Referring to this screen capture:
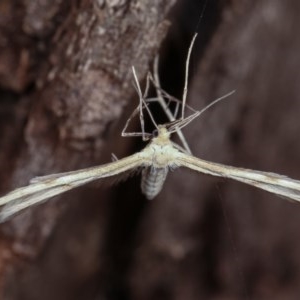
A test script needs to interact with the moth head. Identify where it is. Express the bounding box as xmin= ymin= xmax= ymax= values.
xmin=152 ymin=126 xmax=171 ymax=141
